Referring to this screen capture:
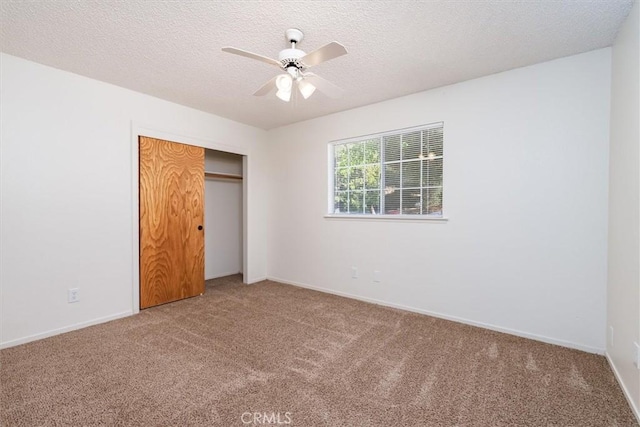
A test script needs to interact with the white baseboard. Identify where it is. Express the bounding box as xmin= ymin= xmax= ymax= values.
xmin=205 ymin=271 xmax=242 ymax=280
xmin=268 ymin=276 xmax=605 ymax=355
xmin=0 ymin=311 xmax=133 ymax=350
xmin=246 ymin=276 xmax=267 ymax=284
xmin=606 ymin=352 xmax=640 ymax=423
